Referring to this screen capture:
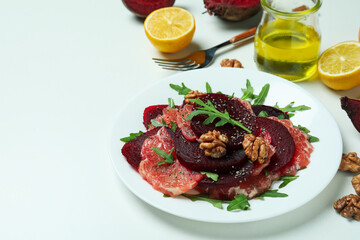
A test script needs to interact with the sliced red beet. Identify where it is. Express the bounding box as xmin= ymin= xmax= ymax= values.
xmin=171 ymin=128 xmax=247 ymax=172
xmin=341 ymin=96 xmax=360 ymax=133
xmin=196 ymin=161 xmax=254 ymax=189
xmin=190 ymin=93 xmax=257 ymax=149
xmin=197 ymin=171 xmax=280 ymax=200
xmin=256 ymin=117 xmax=295 ymax=172
xmin=143 ymin=105 xmax=168 ymax=129
xmin=121 ymin=127 xmax=160 ymax=171
xmin=252 ymin=105 xmax=289 ymax=119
